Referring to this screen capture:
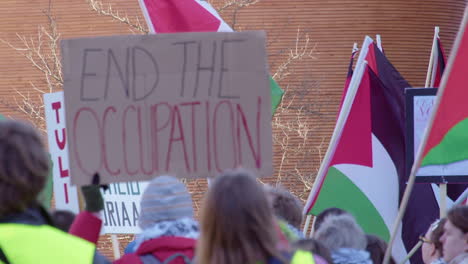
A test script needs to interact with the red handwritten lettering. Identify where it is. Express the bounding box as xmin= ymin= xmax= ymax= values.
xmin=55 ymin=128 xmax=66 ymax=150
xmin=64 ymin=183 xmax=69 ymax=204
xmin=151 ymin=102 xmax=172 ymax=171
xmin=213 ymin=100 xmax=237 ymax=172
xmin=205 ymin=101 xmax=211 ymax=171
xmin=166 ymin=105 xmax=190 ymax=172
xmin=137 ymin=106 xmax=154 ymax=175
xmin=180 ymin=101 xmax=201 ymax=172
xmin=58 ymin=156 xmax=69 ymax=178
xmin=52 ymin=101 xmax=61 ymax=123
xmin=102 ymin=106 xmax=120 ymax=175
xmin=123 ymin=106 xmax=138 ymax=175
xmin=73 ymin=107 xmax=102 ymax=176
xmin=236 ymin=97 xmax=261 ymax=168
